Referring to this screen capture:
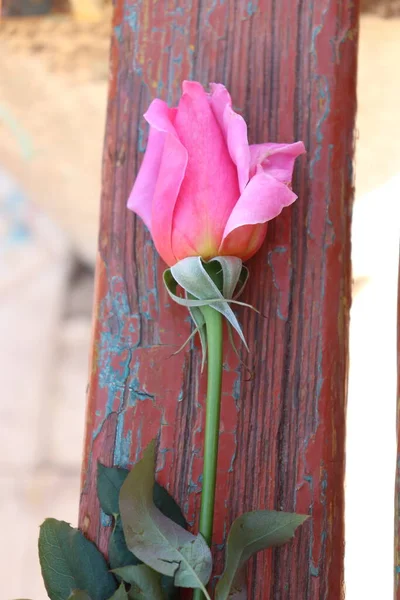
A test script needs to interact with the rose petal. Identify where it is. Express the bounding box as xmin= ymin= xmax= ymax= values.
xmin=171 ymin=80 xmax=240 ymax=261
xmin=152 ymin=141 xmax=188 ymax=266
xmin=139 ymin=99 xmax=188 ymax=266
xmin=127 ymin=126 xmax=164 ymax=232
xmin=219 ymin=168 xmax=297 ymax=260
xmin=210 ymin=83 xmax=250 ymax=192
xmin=219 ymin=223 xmax=268 ymax=262
xmin=250 ymin=141 xmax=306 ymax=183
xmin=145 ymin=98 xmax=177 ymax=135
xmin=127 ymin=98 xmax=186 ymax=265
